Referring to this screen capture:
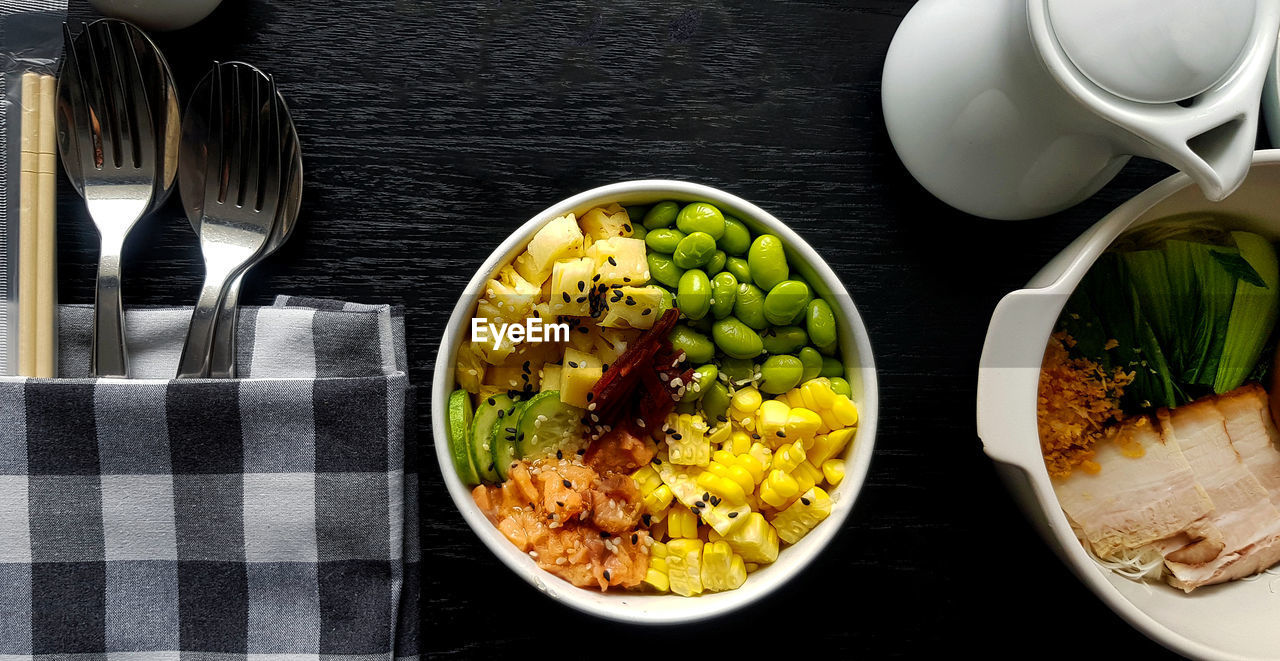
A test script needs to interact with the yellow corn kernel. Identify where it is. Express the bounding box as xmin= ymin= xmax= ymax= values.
xmin=771 ymin=487 xmax=832 ymax=544
xmin=713 ymin=460 xmax=754 ymax=494
xmin=667 ymin=413 xmax=711 ymax=466
xmin=758 ymin=469 xmax=800 ymax=509
xmin=665 ymin=538 xmax=704 ymax=597
xmin=700 ymin=541 xmax=747 ymax=591
xmin=832 ymin=396 xmax=859 ymax=427
xmin=809 ymin=428 xmax=854 ymax=466
xmin=697 ymin=469 xmax=748 ymax=507
xmin=721 ymin=511 xmax=779 ymax=563
xmin=707 ymin=422 xmax=732 ymax=448
xmin=643 ymin=567 xmax=670 ymax=593
xmin=729 ymin=430 xmax=753 ymax=455
xmin=650 ymin=541 xmax=668 ymax=559
xmin=756 ymin=400 xmax=790 ymax=440
xmin=643 ymin=483 xmax=675 ymax=515
xmin=786 ymin=407 xmax=823 ymax=443
xmin=649 ymin=517 xmax=669 ymax=541
xmin=668 ymin=507 xmax=699 ymax=539
xmin=749 ymin=442 xmax=772 ymax=472
xmin=772 ymin=441 xmax=806 ymax=474
xmin=793 ymin=460 xmax=822 ymax=495
xmin=631 ymin=465 xmax=663 ymax=495
xmin=731 ymin=386 xmax=762 ymax=413
xmin=817 ymin=408 xmax=843 ymax=432
xmin=822 ymin=458 xmax=846 ymax=486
